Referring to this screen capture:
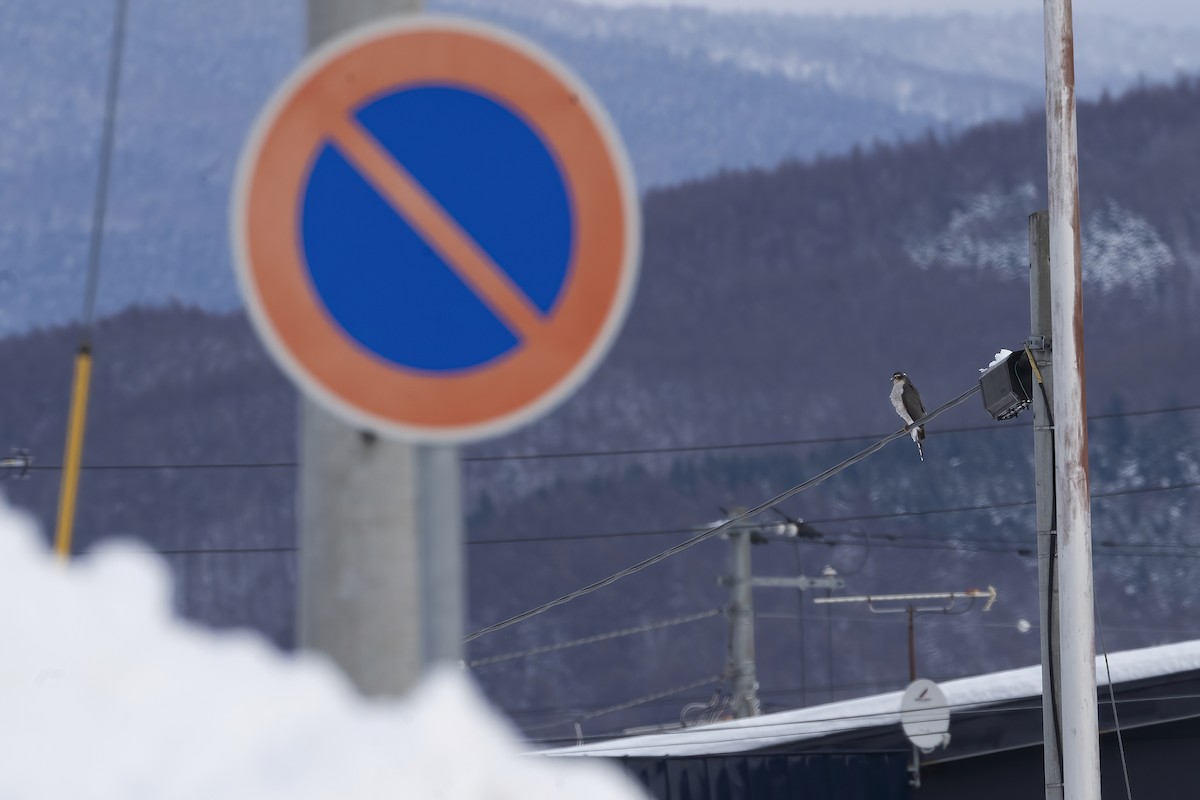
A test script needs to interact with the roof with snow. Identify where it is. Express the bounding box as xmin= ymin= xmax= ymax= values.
xmin=544 ymin=638 xmax=1200 ymax=759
